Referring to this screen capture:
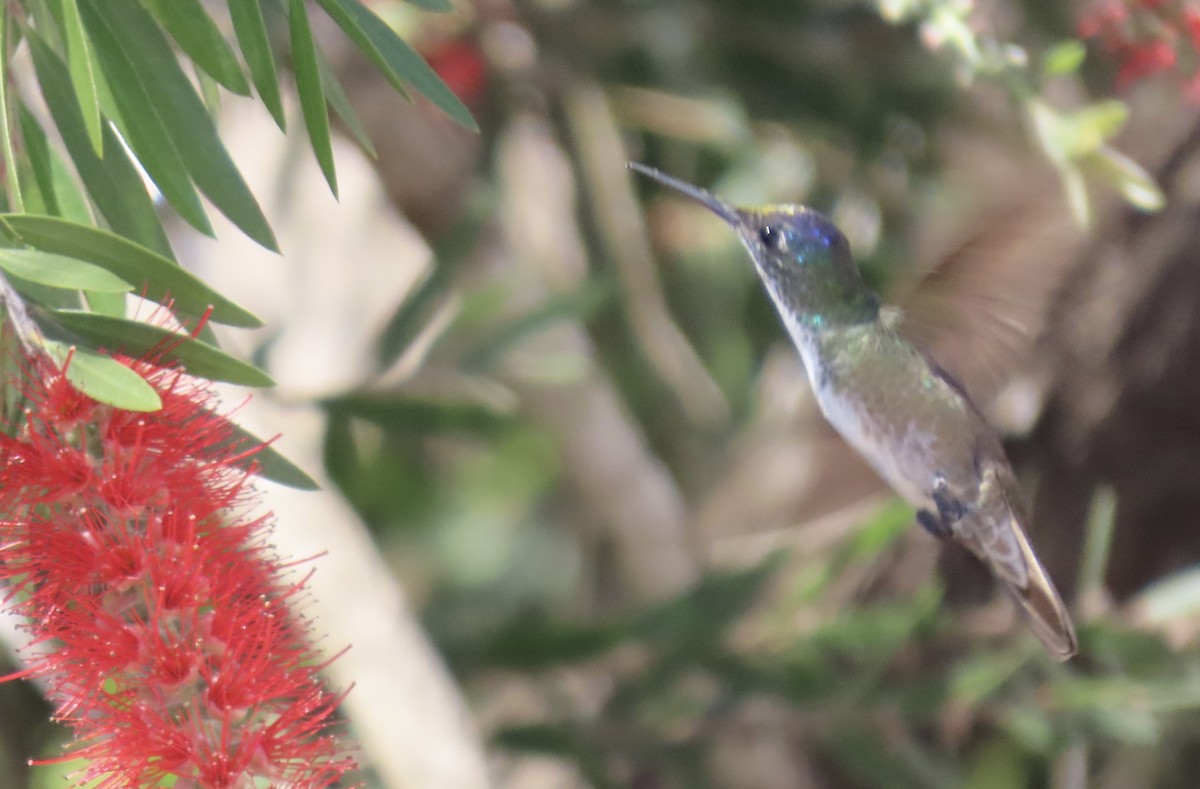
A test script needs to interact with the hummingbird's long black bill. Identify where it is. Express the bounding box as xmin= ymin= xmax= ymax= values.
xmin=627 ymin=162 xmax=739 ymax=224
